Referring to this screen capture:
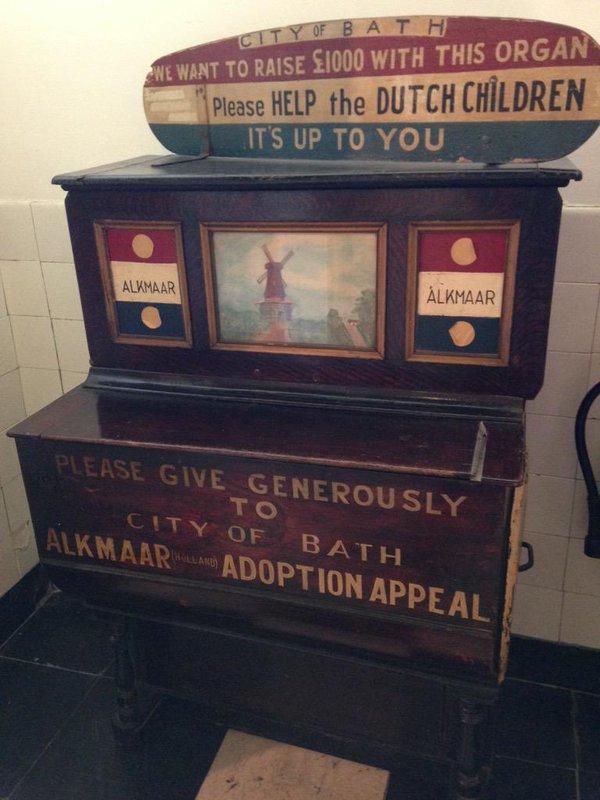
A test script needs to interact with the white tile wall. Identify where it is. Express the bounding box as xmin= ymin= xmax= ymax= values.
xmin=570 ymin=480 xmax=592 ymax=539
xmin=526 ymin=415 xmax=578 ymax=478
xmin=61 ymin=370 xmax=87 ymax=393
xmin=0 ymin=370 xmax=26 ymax=431
xmin=511 ymin=584 xmax=563 ymax=641
xmin=0 ymin=431 xmax=20 ymax=487
xmin=0 ymin=260 xmax=49 ymax=317
xmin=0 ymin=200 xmax=599 ymax=651
xmin=0 ymin=499 xmax=20 ymax=595
xmin=3 ymin=474 xmax=29 ymax=532
xmin=0 ymin=317 xmax=17 ymax=376
xmin=518 ymin=533 xmax=569 ymax=591
xmin=523 ymin=475 xmax=575 ymax=536
xmin=31 ymin=202 xmax=73 ymax=263
xmin=511 ymin=205 xmax=600 ymax=649
xmin=0 ymin=276 xmax=7 ymax=318
xmin=53 ymin=319 xmax=90 ymax=372
xmin=0 ymin=199 xmax=90 ymax=598
xmin=560 ymin=592 xmax=600 ymax=649
xmin=560 ymin=593 xmax=600 ymax=648
xmin=41 ymin=262 xmax=83 ymax=320
xmin=0 ymin=203 xmax=38 ymax=261
xmin=555 ymin=208 xmax=600 ymax=284
xmin=19 ymin=367 xmax=63 ymax=415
